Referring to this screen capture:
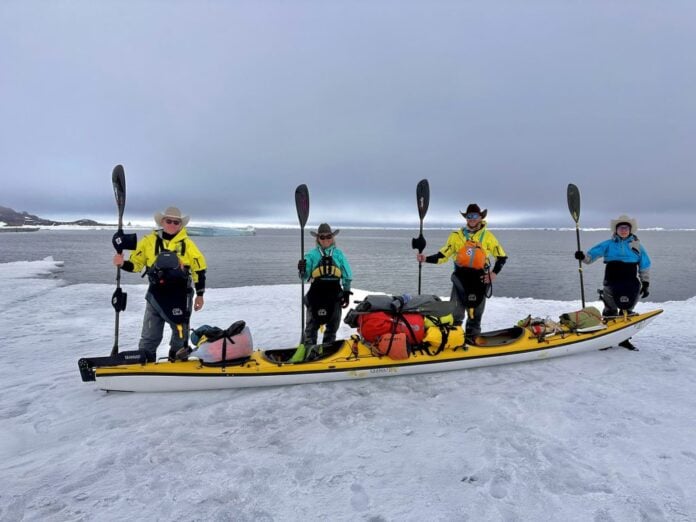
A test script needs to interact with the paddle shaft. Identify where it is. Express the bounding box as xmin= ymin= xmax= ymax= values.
xmin=300 ymin=225 xmax=305 ymax=341
xmin=574 ymin=223 xmax=586 ymax=308
xmin=417 ymin=218 xmax=424 ymax=294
